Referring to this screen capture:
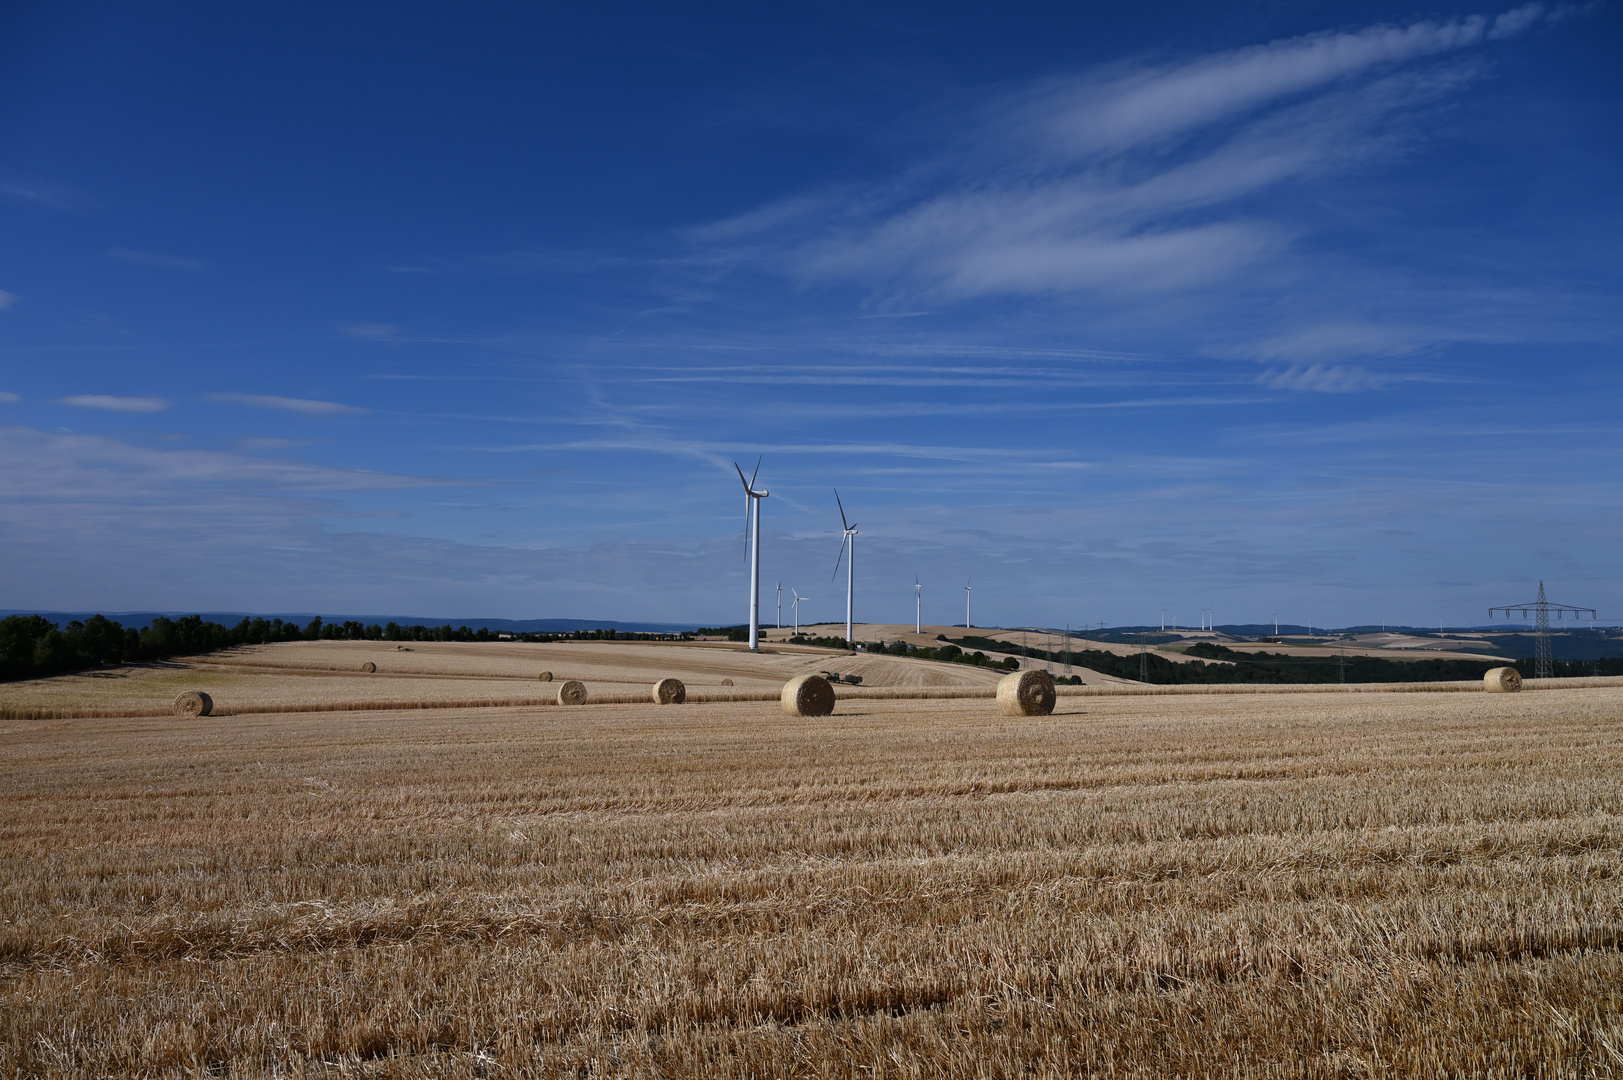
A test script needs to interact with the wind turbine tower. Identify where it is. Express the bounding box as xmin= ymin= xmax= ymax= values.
xmin=832 ymin=490 xmax=858 ymax=643
xmin=791 ymin=589 xmax=807 ymax=635
xmin=776 ymin=582 xmax=782 ymax=630
xmin=915 ymin=577 xmax=922 ymax=634
xmin=964 ymin=581 xmax=972 ymax=629
xmin=733 ymin=459 xmax=769 ymax=651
